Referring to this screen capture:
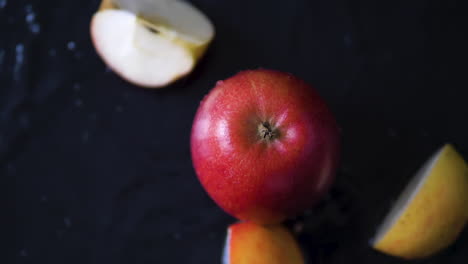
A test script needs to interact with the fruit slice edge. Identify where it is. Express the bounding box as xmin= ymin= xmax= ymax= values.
xmin=371 ymin=145 xmax=445 ymax=245
xmin=114 ymin=0 xmax=214 ymax=45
